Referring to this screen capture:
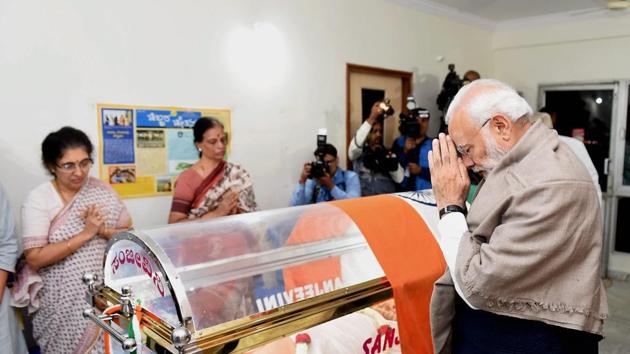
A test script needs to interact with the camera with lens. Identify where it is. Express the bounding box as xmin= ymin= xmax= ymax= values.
xmin=398 ymin=95 xmax=430 ymax=138
xmin=308 ymin=128 xmax=330 ymax=179
xmin=379 ymin=98 xmax=395 ymax=117
xmin=436 ymin=63 xmax=463 ymax=112
xmin=436 ymin=63 xmax=464 ymax=133
xmin=308 ymin=160 xmax=330 ymax=179
xmin=363 ymin=147 xmax=399 ymax=174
